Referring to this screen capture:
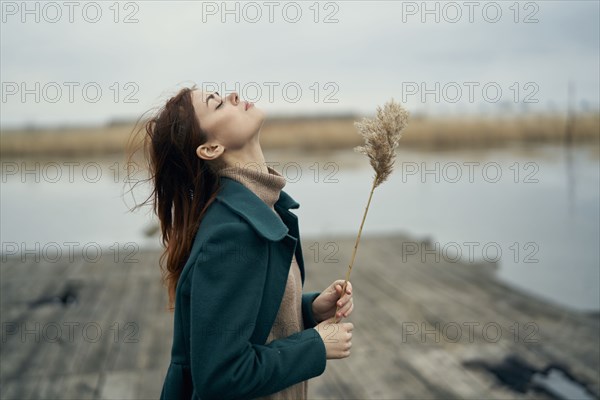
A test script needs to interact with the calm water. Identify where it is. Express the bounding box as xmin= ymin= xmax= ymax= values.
xmin=1 ymin=143 xmax=598 ymax=312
